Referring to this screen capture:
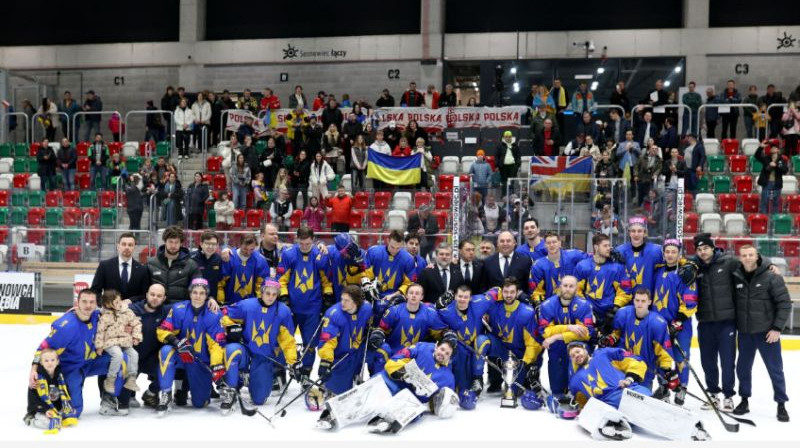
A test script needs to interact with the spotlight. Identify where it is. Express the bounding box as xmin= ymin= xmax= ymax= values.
xmin=590 ymin=81 xmax=599 ymax=91
xmin=597 ymin=67 xmax=605 ymax=74
xmin=664 ymin=80 xmax=671 ymax=87
xmin=674 ymin=66 xmax=682 ymax=73
xmin=510 ymin=67 xmax=517 ymax=75
xmin=513 ymin=82 xmax=520 ymax=92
